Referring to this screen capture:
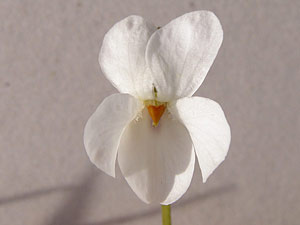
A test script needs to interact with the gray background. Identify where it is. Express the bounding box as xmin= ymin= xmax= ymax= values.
xmin=0 ymin=0 xmax=299 ymax=224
